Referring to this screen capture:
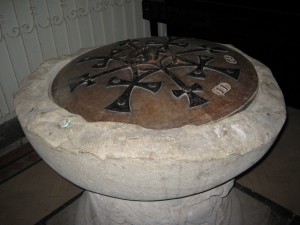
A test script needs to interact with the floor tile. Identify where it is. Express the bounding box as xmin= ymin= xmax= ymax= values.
xmin=0 ymin=117 xmax=24 ymax=149
xmin=0 ymin=161 xmax=83 ymax=225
